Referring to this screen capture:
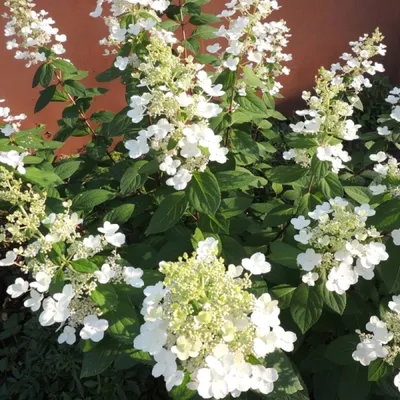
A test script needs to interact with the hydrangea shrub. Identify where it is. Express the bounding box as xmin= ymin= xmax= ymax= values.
xmin=2 ymin=0 xmax=400 ymax=398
